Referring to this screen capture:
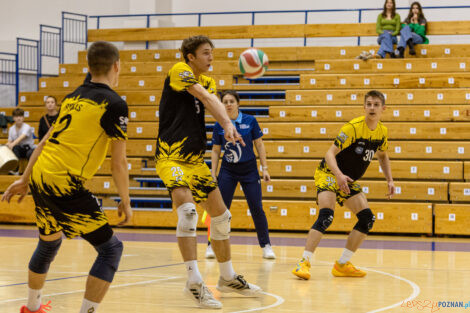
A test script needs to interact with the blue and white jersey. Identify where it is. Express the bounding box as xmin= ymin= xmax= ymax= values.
xmin=212 ymin=112 xmax=263 ymax=164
